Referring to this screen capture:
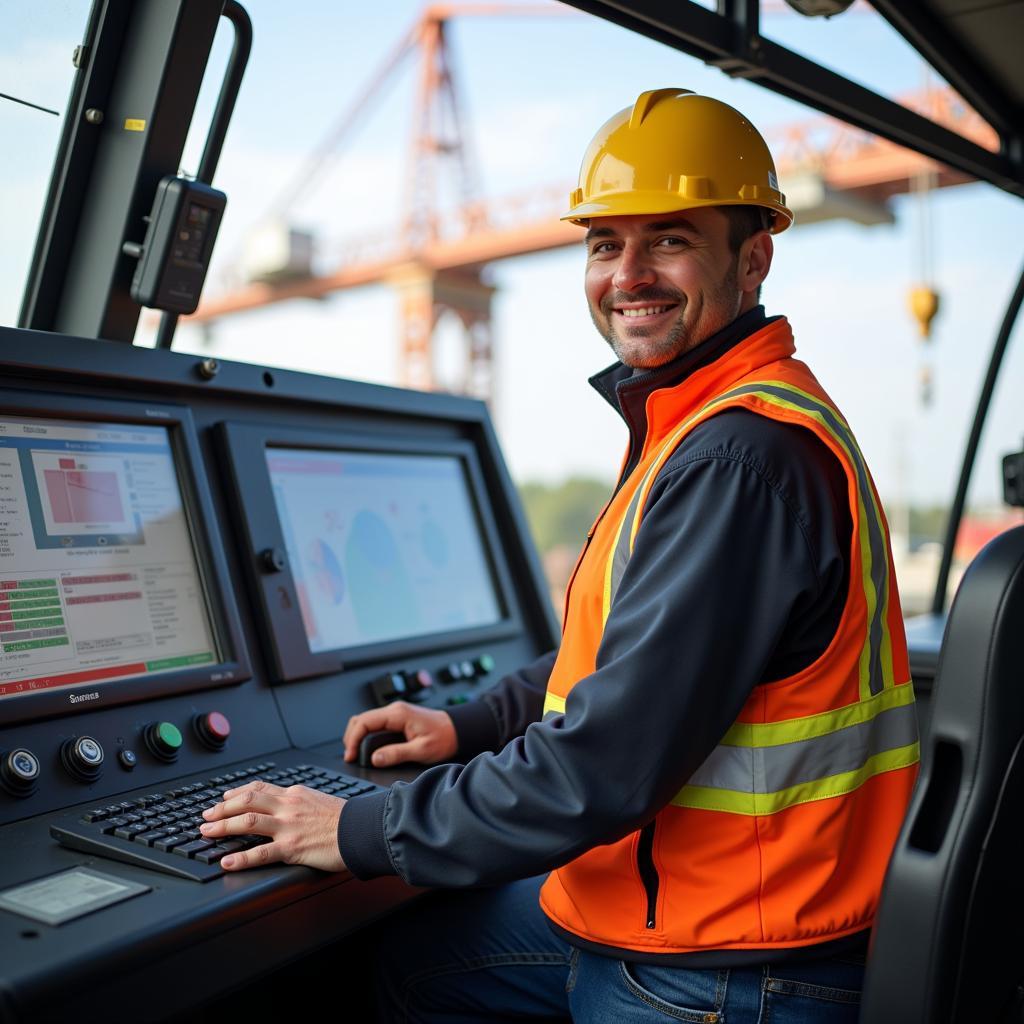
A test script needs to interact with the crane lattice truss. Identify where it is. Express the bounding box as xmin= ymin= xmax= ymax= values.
xmin=186 ymin=3 xmax=997 ymax=401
